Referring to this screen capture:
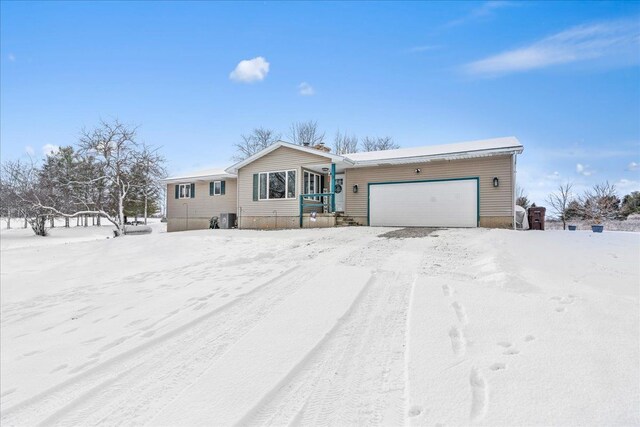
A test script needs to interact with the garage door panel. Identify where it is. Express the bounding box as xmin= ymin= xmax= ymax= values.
xmin=369 ymin=180 xmax=477 ymax=227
